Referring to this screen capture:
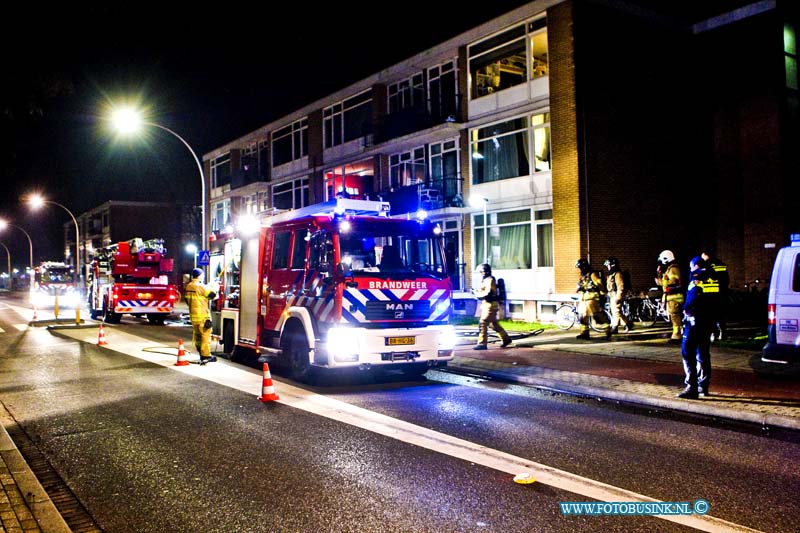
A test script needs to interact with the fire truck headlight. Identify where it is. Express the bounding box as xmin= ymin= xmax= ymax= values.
xmin=30 ymin=292 xmax=47 ymax=308
xmin=327 ymin=327 xmax=359 ymax=362
xmin=437 ymin=326 xmax=457 ymax=350
xmin=61 ymin=291 xmax=80 ymax=308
